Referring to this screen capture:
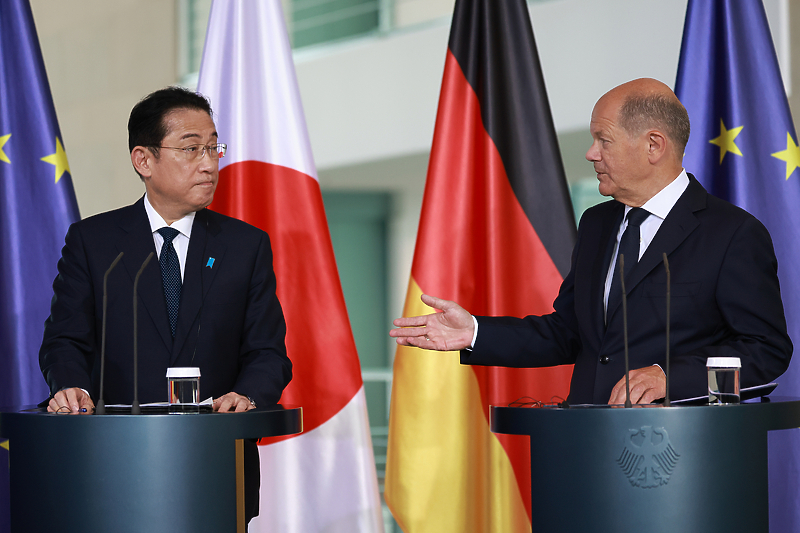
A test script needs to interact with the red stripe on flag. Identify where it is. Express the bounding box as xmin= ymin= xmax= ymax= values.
xmin=212 ymin=160 xmax=363 ymax=442
xmin=413 ymin=50 xmax=573 ymax=520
